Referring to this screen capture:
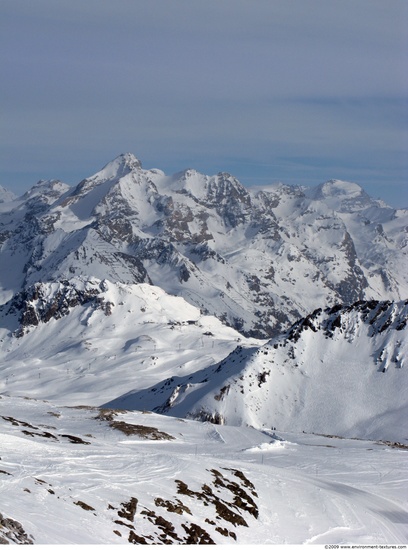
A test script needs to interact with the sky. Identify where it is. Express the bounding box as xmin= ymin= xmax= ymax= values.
xmin=1 ymin=0 xmax=408 ymax=207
